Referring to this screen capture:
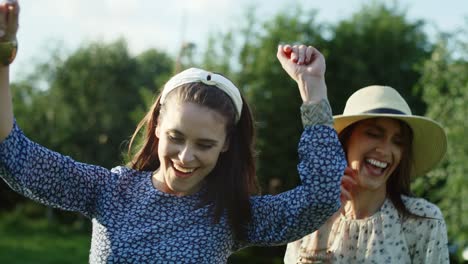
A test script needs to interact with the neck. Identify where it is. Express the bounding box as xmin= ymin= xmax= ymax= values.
xmin=343 ymin=188 xmax=387 ymax=219
xmin=151 ymin=169 xmax=199 ymax=197
xmin=152 ymin=170 xmax=171 ymax=192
